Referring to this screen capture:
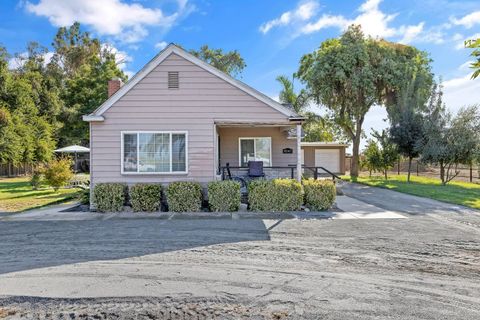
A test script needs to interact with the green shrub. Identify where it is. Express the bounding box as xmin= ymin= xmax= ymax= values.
xmin=80 ymin=188 xmax=90 ymax=205
xmin=130 ymin=184 xmax=162 ymax=212
xmin=43 ymin=157 xmax=74 ymax=191
xmin=93 ymin=183 xmax=127 ymax=212
xmin=30 ymin=167 xmax=45 ymax=190
xmin=208 ymin=180 xmax=241 ymax=212
xmin=248 ymin=179 xmax=303 ymax=212
xmin=166 ymin=181 xmax=203 ymax=212
xmin=303 ymin=179 xmax=336 ymax=210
